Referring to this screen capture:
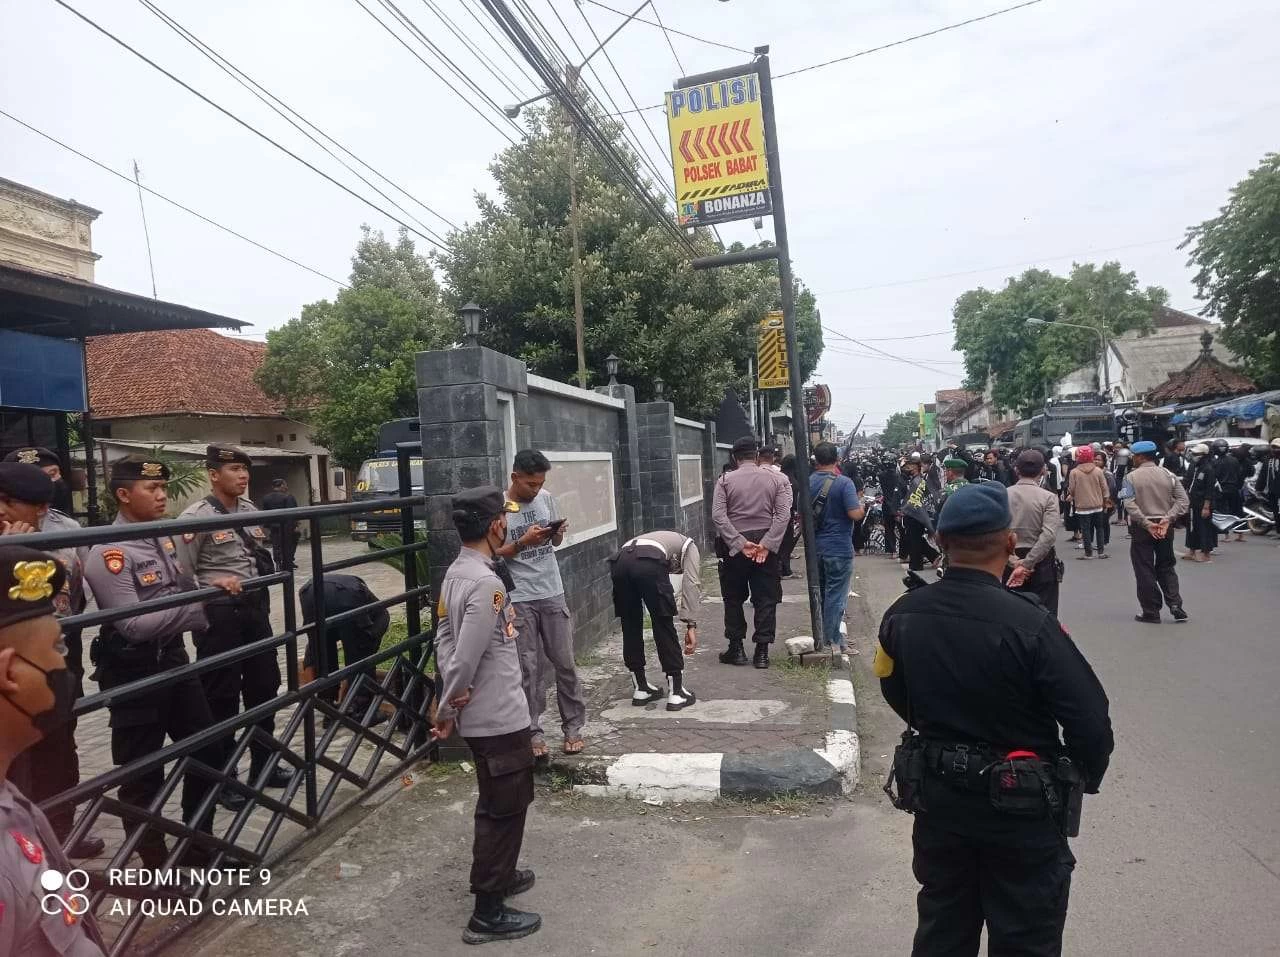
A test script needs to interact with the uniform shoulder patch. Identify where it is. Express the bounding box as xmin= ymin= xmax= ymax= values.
xmin=492 ymin=590 xmax=505 ymax=614
xmin=102 ymin=548 xmax=125 ymax=575
xmin=435 ymin=596 xmax=447 ymax=620
xmin=9 ymin=829 xmax=42 ymax=864
xmin=182 ymin=532 xmax=196 ymax=544
xmin=872 ymin=642 xmax=895 ymax=678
